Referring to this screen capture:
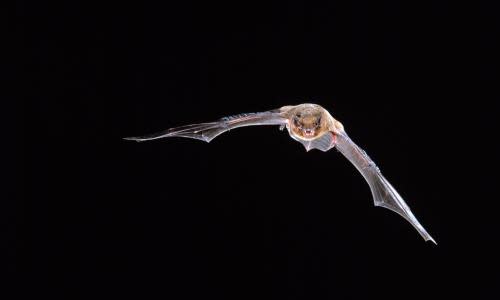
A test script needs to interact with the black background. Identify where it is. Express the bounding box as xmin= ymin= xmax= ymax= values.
xmin=19 ymin=1 xmax=499 ymax=299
